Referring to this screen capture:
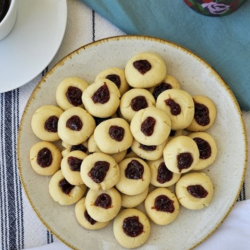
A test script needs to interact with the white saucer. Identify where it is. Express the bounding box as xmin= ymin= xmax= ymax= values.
xmin=0 ymin=0 xmax=67 ymax=92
